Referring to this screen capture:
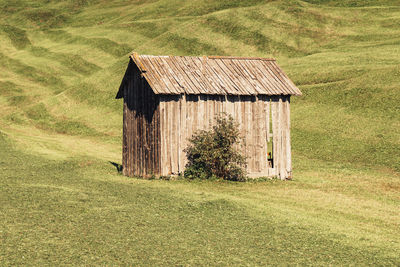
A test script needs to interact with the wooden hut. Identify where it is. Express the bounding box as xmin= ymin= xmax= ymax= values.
xmin=116 ymin=53 xmax=302 ymax=180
